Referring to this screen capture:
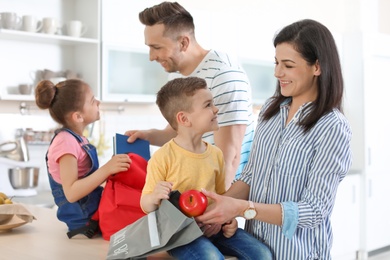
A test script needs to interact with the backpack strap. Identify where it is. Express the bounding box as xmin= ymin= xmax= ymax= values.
xmin=67 ymin=218 xmax=100 ymax=239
